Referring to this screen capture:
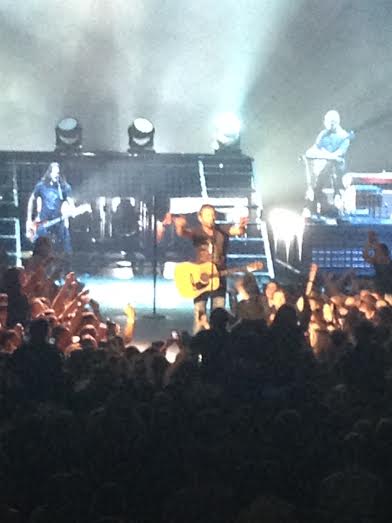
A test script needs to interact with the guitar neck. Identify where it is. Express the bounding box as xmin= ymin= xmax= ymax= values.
xmin=40 ymin=204 xmax=90 ymax=229
xmin=43 ymin=216 xmax=63 ymax=228
xmin=220 ymin=265 xmax=249 ymax=277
